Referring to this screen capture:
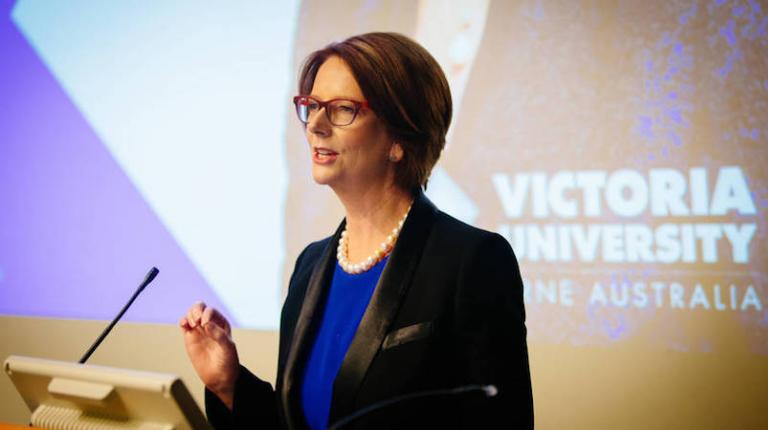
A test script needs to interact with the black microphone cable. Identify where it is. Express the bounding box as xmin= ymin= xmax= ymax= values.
xmin=328 ymin=384 xmax=497 ymax=430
